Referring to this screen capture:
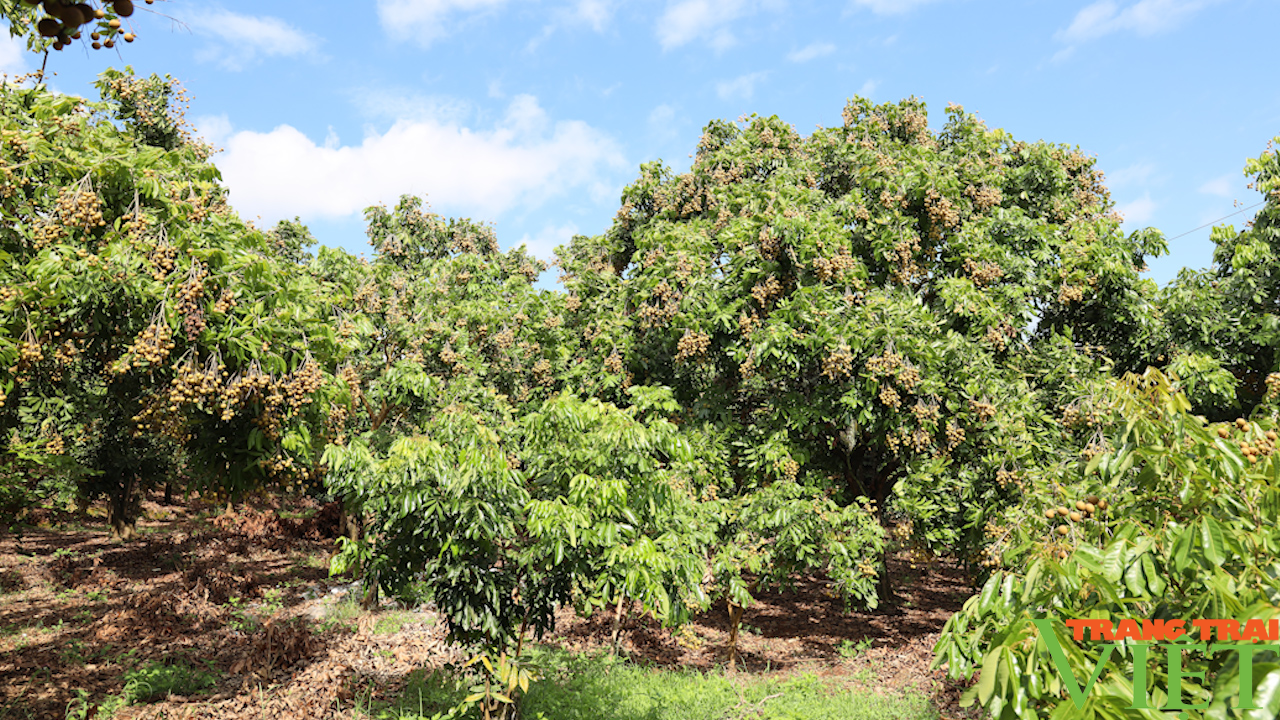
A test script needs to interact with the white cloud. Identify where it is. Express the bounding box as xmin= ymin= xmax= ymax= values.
xmin=1105 ymin=162 xmax=1157 ymax=188
xmin=518 ymin=221 xmax=580 ymax=262
xmin=573 ymin=0 xmax=613 ymax=31
xmin=347 ymin=89 xmax=474 ymax=125
xmin=716 ymin=71 xmax=767 ymax=101
xmin=858 ymin=79 xmax=879 ymax=97
xmin=186 ymin=9 xmax=321 ymax=71
xmin=1198 ymin=174 xmax=1234 ymax=197
xmin=526 ymin=0 xmax=614 ymax=51
xmin=1117 ymin=193 xmax=1157 ymax=225
xmin=378 ymin=0 xmax=511 ymax=46
xmin=648 ymin=103 xmax=677 ymax=127
xmin=195 ymin=114 xmax=234 ymax=148
xmin=1059 ymin=0 xmax=1218 ymax=43
xmin=0 ymin=33 xmax=29 ymax=77
xmin=787 ymin=41 xmax=836 ymax=63
xmin=655 ymin=0 xmax=781 ymax=50
xmin=849 ymin=0 xmax=943 ymax=15
xmin=210 ymin=94 xmax=626 ymax=224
